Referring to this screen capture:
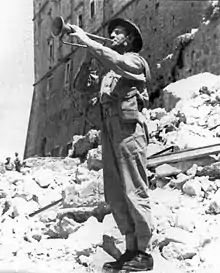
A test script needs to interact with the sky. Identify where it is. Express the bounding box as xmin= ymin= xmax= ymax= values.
xmin=0 ymin=0 xmax=34 ymax=161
